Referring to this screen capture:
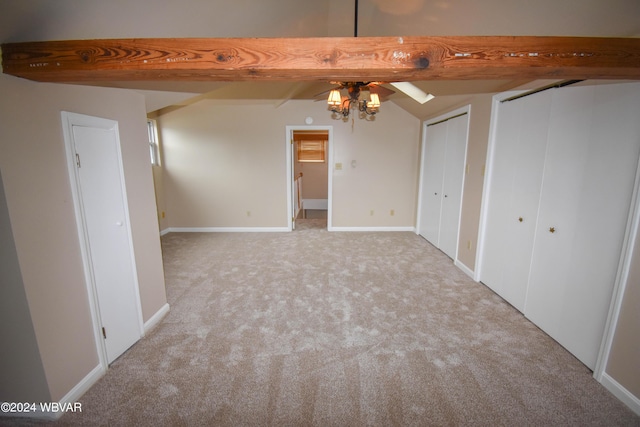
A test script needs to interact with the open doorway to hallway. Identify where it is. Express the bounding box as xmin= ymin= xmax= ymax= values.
xmin=290 ymin=128 xmax=331 ymax=230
